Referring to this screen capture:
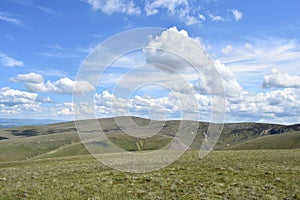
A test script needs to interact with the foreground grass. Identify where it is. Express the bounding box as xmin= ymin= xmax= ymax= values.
xmin=0 ymin=150 xmax=299 ymax=199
